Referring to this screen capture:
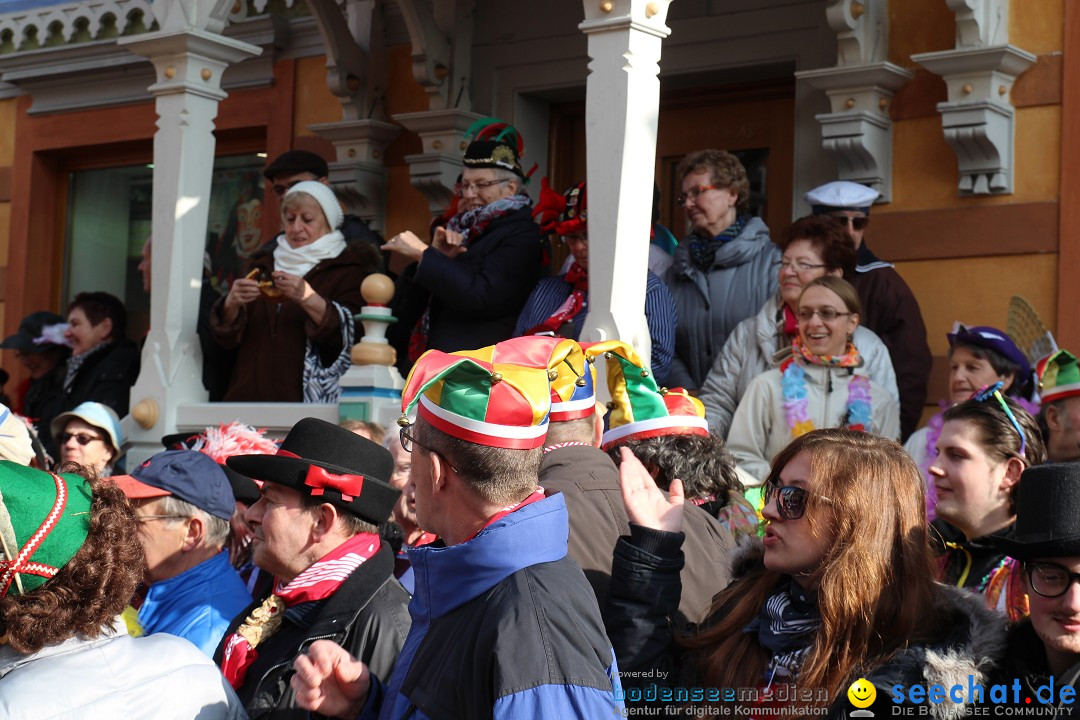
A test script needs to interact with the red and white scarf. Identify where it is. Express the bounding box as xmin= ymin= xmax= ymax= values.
xmin=525 ymin=263 xmax=588 ymax=336
xmin=219 ymin=532 xmax=380 ymax=689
